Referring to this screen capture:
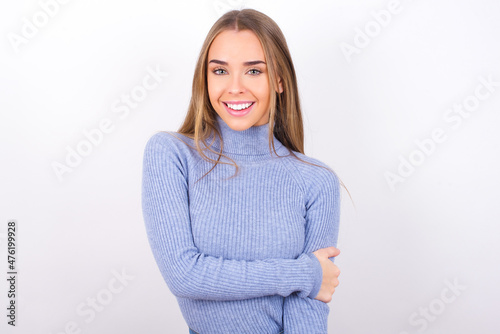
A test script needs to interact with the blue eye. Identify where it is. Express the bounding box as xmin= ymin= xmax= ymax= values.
xmin=213 ymin=68 xmax=227 ymax=75
xmin=212 ymin=67 xmax=261 ymax=75
xmin=248 ymin=68 xmax=261 ymax=75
